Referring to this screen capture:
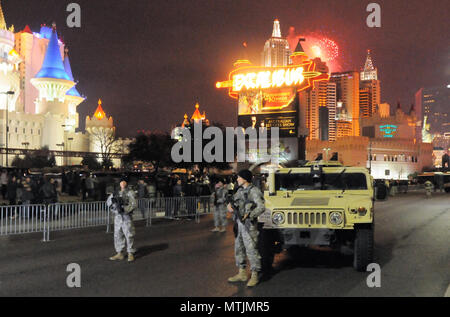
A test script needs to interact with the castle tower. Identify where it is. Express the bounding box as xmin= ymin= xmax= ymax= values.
xmin=63 ymin=47 xmax=85 ymax=133
xmin=85 ymin=99 xmax=115 ymax=156
xmin=30 ymin=23 xmax=75 ymax=152
xmin=0 ymin=0 xmax=20 ymax=111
